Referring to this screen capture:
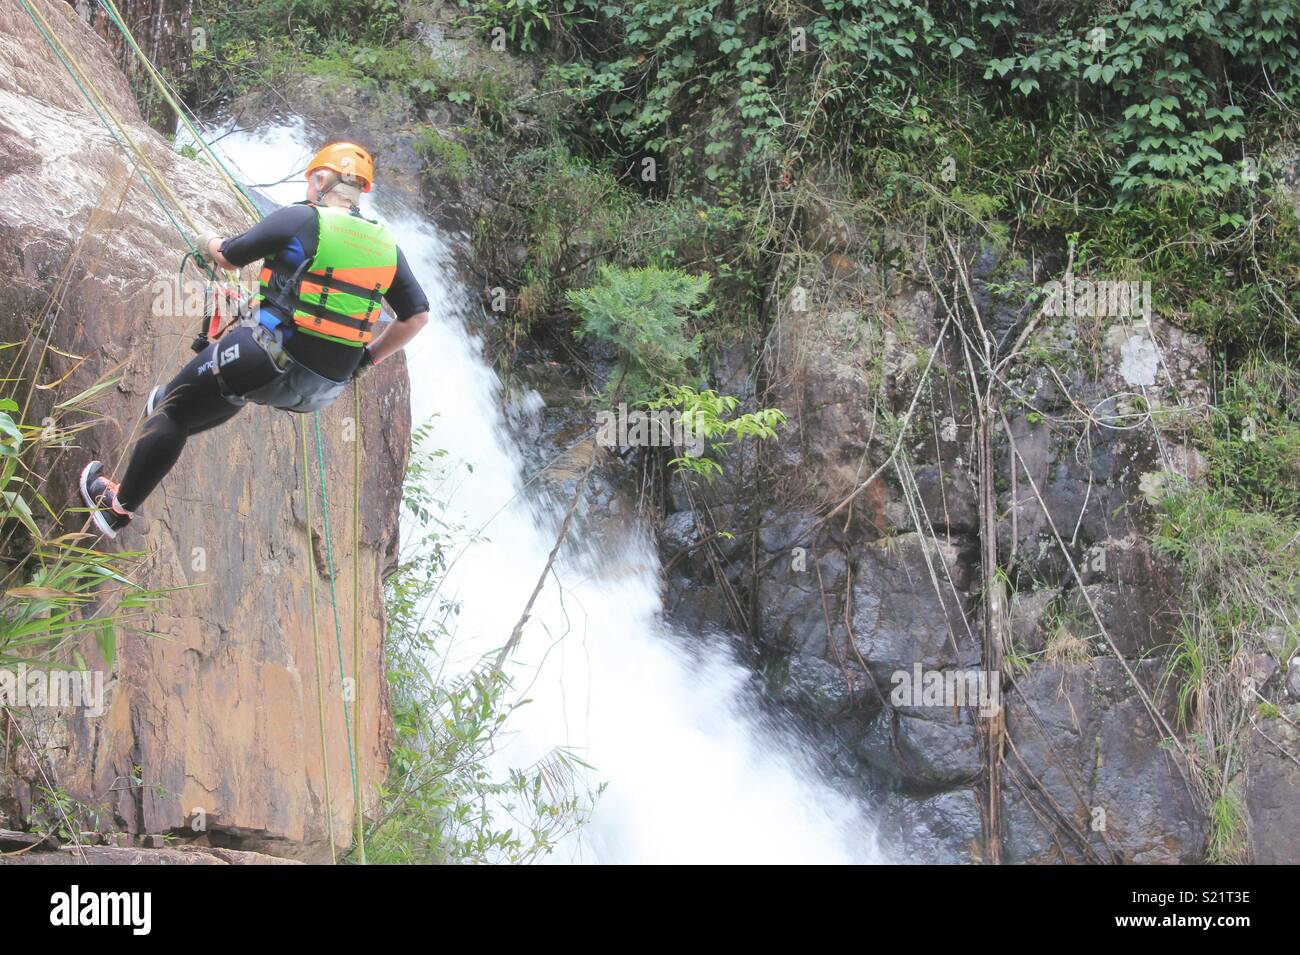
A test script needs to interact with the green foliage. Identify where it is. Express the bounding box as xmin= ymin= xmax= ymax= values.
xmin=1154 ymin=482 xmax=1297 ymax=635
xmin=197 ymin=0 xmax=404 ymax=57
xmin=475 ymin=146 xmax=640 ymax=327
xmin=363 ymin=427 xmax=595 ymax=864
xmin=643 ymin=385 xmax=786 ymax=480
xmin=568 ymin=265 xmax=712 ymax=401
xmin=1152 ymin=348 xmax=1299 ymax=849
xmin=1152 ymin=355 xmax=1299 ymax=706
xmin=28 ymin=785 xmax=103 ymax=847
xmin=470 ymin=0 xmax=555 ymax=52
xmin=475 ymin=0 xmax=1300 ymax=204
xmin=524 ymin=0 xmax=992 ymax=190
xmin=1204 ymin=356 xmax=1300 ymax=514
xmin=0 ymin=406 xmax=22 ymax=457
xmin=414 ymin=125 xmax=472 ymax=184
xmin=0 ymin=377 xmax=168 ymax=844
xmin=473 ymin=147 xmax=764 ymax=349
xmin=1206 ymin=791 xmax=1248 ymax=864
xmin=185 ymin=0 xmax=405 ymax=106
xmin=991 ymin=0 xmax=1298 ymax=200
xmin=0 ymin=386 xmax=164 ymax=666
